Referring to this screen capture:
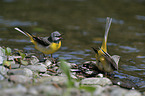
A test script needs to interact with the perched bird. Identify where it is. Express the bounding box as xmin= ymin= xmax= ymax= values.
xmin=14 ymin=27 xmax=63 ymax=57
xmin=92 ymin=17 xmax=120 ymax=73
